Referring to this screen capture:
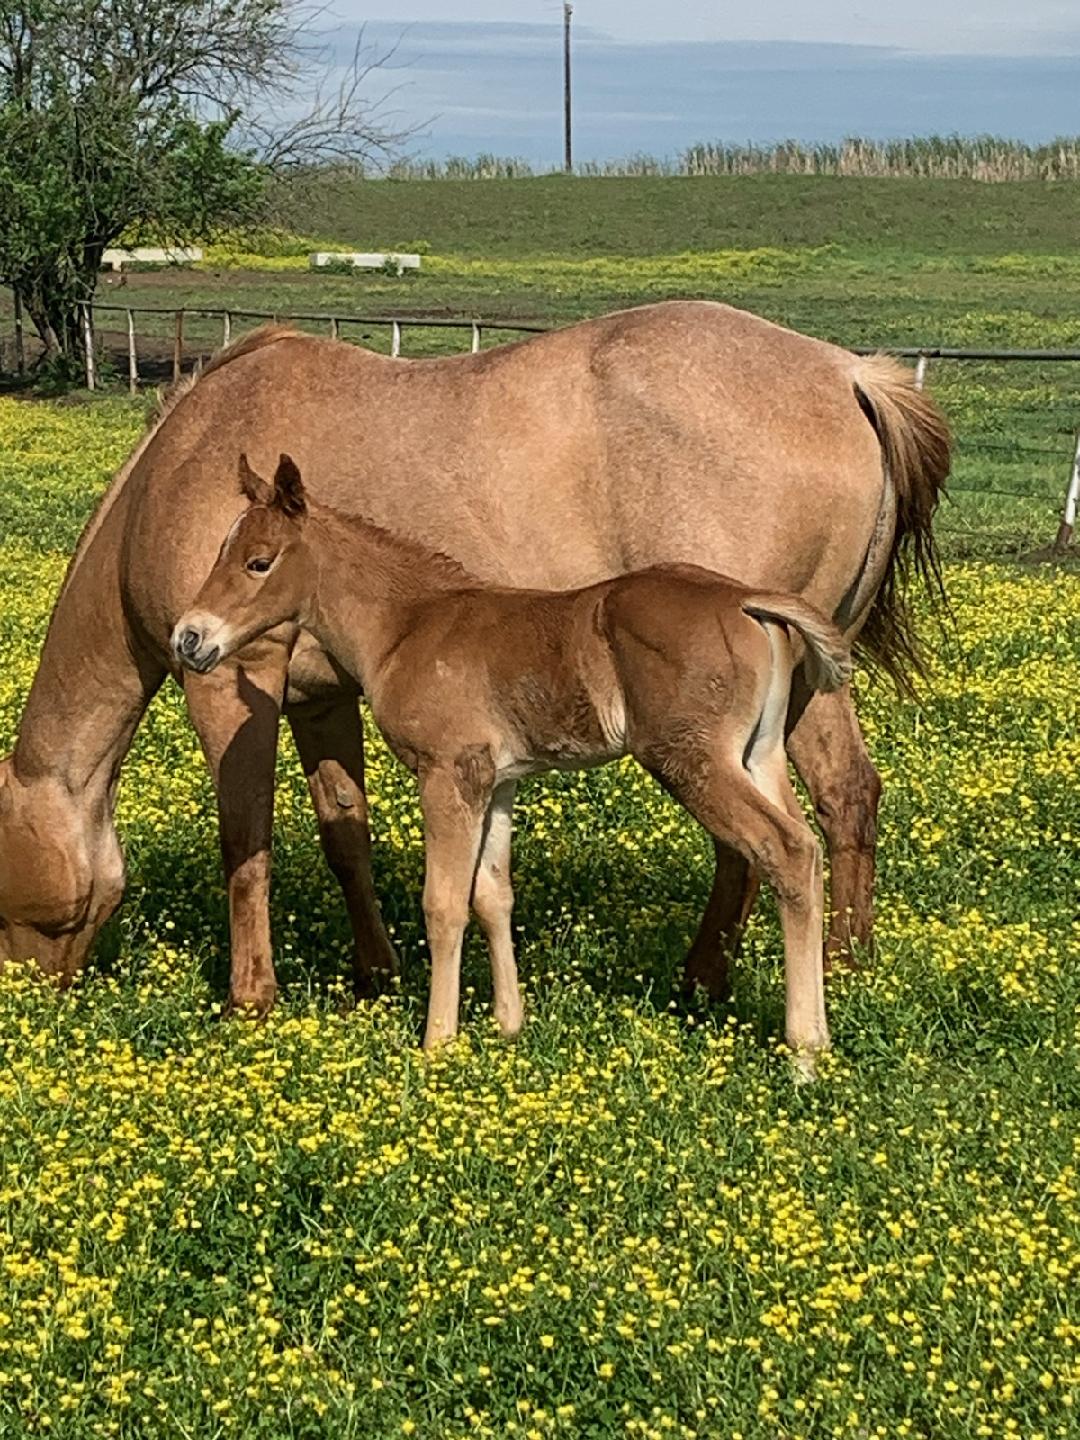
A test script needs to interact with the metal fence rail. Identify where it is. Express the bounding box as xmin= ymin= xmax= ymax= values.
xmin=5 ymin=297 xmax=1080 ymax=554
